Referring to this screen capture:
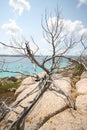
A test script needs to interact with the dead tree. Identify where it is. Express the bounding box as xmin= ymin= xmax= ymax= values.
xmin=0 ymin=8 xmax=87 ymax=130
